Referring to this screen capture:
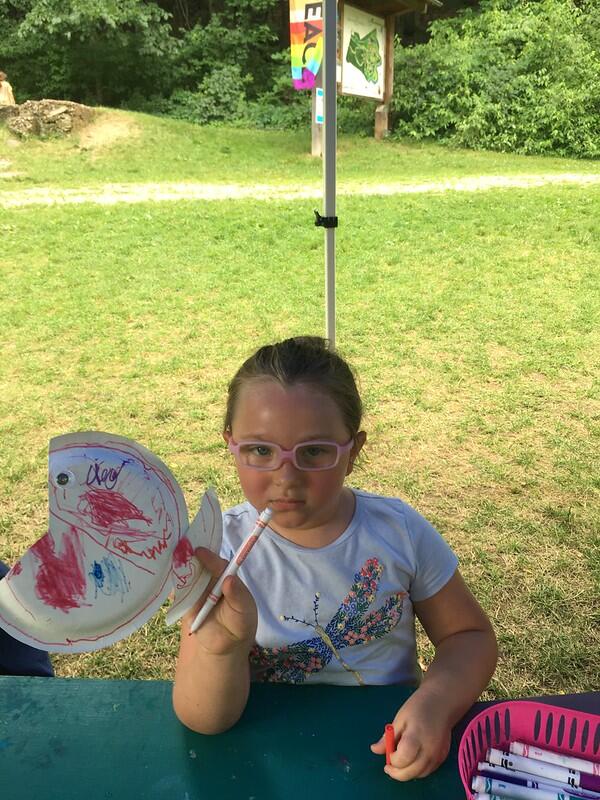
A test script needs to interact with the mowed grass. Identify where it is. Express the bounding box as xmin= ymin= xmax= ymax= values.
xmin=0 ymin=118 xmax=598 ymax=699
xmin=1 ymin=107 xmax=600 ymax=190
